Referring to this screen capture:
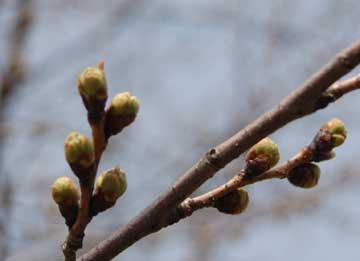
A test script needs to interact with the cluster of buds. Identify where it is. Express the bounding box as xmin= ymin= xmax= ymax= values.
xmin=78 ymin=62 xmax=140 ymax=135
xmin=51 ymin=176 xmax=80 ymax=228
xmin=90 ymin=167 xmax=127 ymax=216
xmin=213 ymin=118 xmax=348 ymax=217
xmin=288 ymin=118 xmax=347 ymax=189
xmin=214 ymin=188 xmax=249 ymax=215
xmin=245 ymin=137 xmax=280 ymax=176
xmin=52 ymin=62 xmax=139 ymax=229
